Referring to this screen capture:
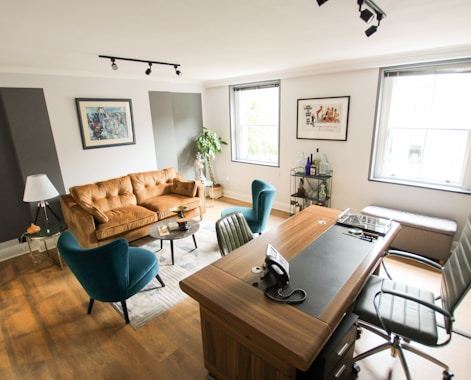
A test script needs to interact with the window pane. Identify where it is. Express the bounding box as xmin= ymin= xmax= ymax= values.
xmin=230 ymin=81 xmax=280 ymax=166
xmin=371 ymin=59 xmax=471 ymax=193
